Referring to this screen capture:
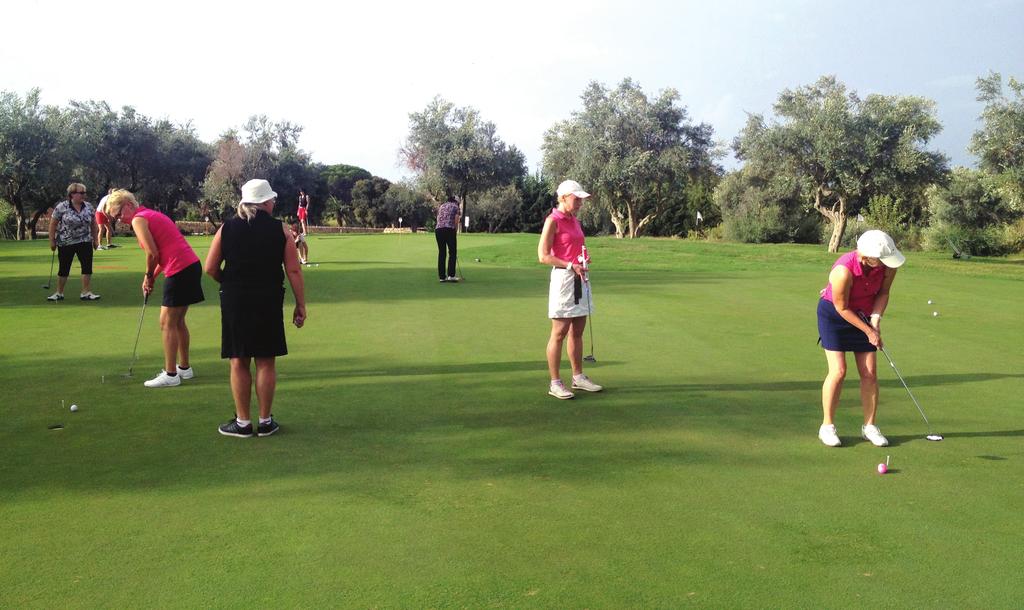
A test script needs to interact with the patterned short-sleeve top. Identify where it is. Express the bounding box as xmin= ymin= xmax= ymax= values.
xmin=52 ymin=201 xmax=95 ymax=247
xmin=436 ymin=201 xmax=460 ymax=229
